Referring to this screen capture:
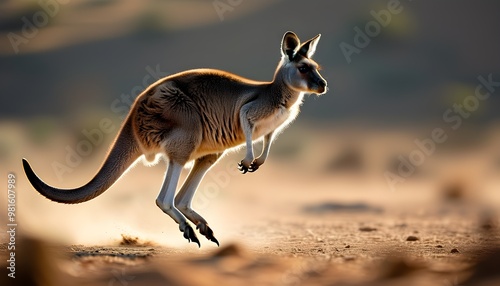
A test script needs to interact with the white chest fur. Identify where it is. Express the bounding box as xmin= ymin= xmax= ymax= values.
xmin=253 ymin=107 xmax=290 ymax=139
xmin=252 ymin=92 xmax=304 ymax=140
